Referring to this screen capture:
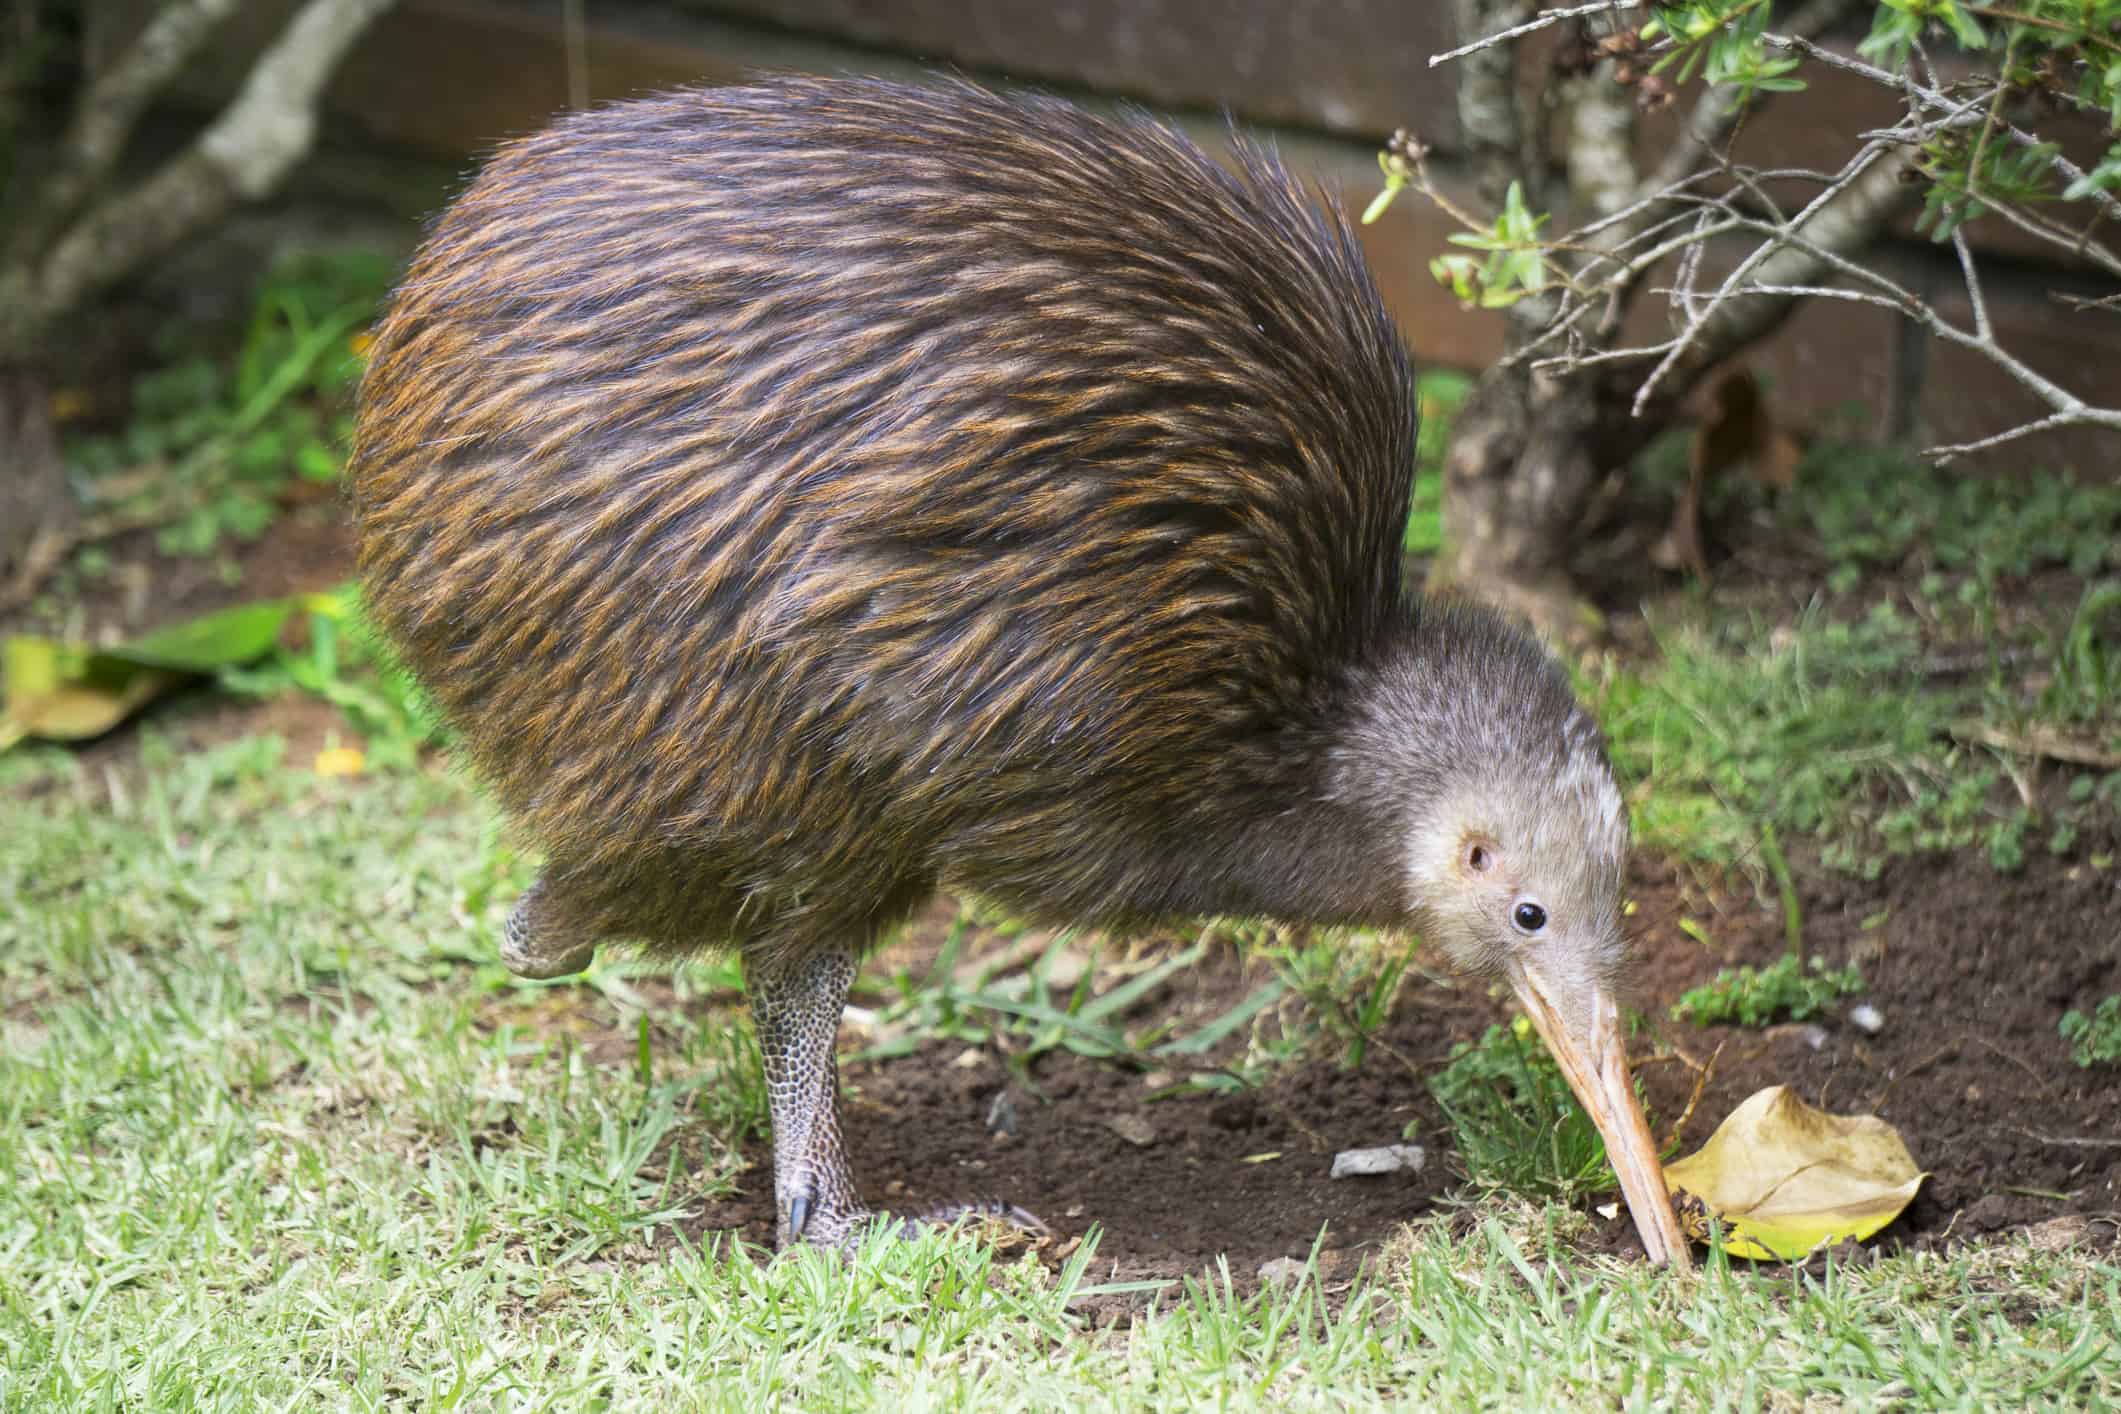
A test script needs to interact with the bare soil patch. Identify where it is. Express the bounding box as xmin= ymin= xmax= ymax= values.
xmin=679 ymin=847 xmax=2118 ymax=1281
